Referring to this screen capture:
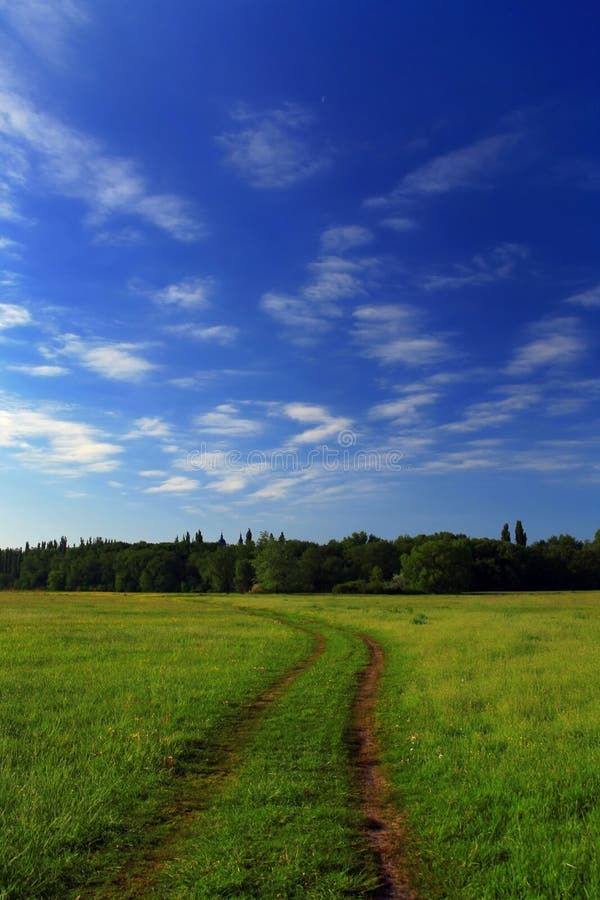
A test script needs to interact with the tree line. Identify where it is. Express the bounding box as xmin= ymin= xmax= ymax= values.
xmin=1 ymin=521 xmax=599 ymax=594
